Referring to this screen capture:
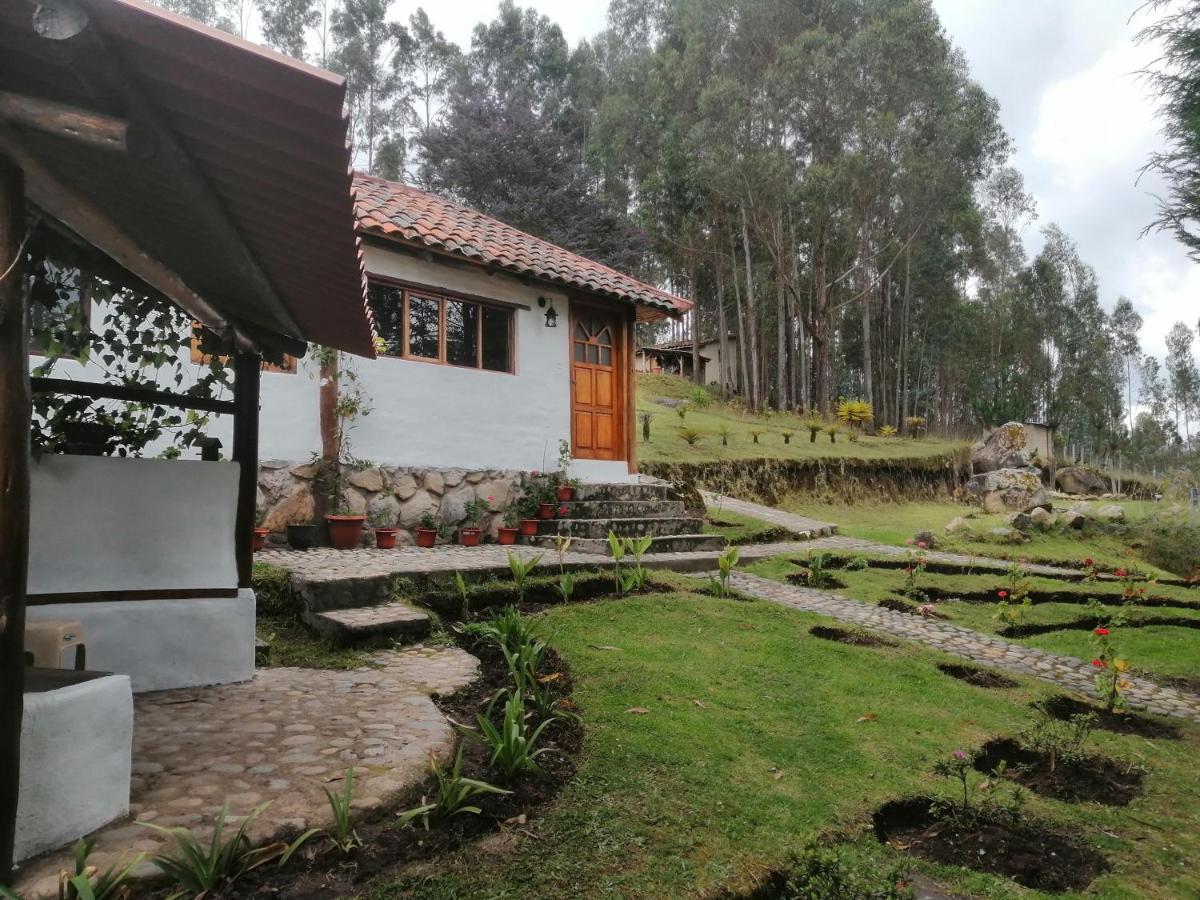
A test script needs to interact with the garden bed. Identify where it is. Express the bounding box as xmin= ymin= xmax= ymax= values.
xmin=808 ymin=625 xmax=897 ymax=648
xmin=974 ymin=737 xmax=1143 ymax=806
xmin=1038 ymin=694 xmax=1182 ymax=740
xmin=936 ymin=663 xmax=1016 ymax=689
xmin=1000 ymin=614 xmax=1200 ymax=639
xmin=918 ymin=585 xmax=1200 ymax=611
xmin=872 ymin=796 xmax=1109 ymax=892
